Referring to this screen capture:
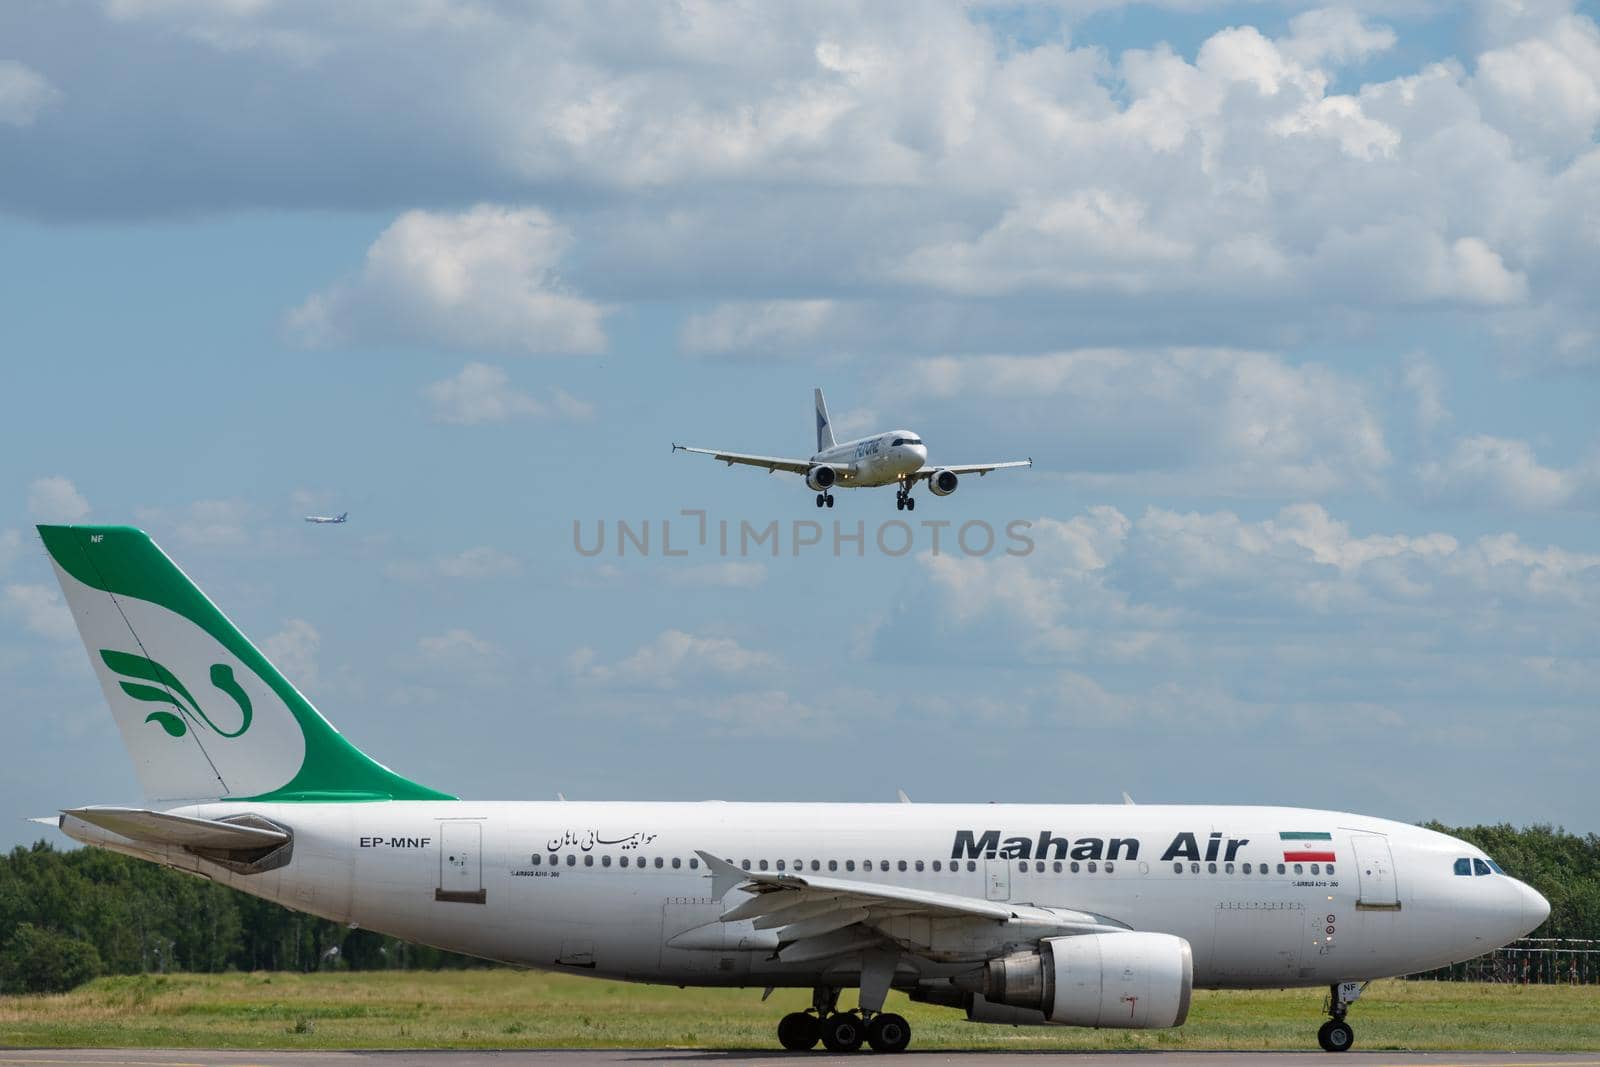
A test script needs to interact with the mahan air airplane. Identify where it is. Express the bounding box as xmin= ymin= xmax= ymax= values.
xmin=33 ymin=525 xmax=1548 ymax=1054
